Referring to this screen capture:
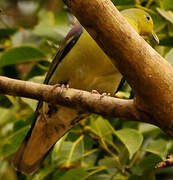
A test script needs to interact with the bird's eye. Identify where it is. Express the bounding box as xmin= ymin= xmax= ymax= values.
xmin=145 ymin=15 xmax=150 ymax=21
